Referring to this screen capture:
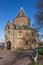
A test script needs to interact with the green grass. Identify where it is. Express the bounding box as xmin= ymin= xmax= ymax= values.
xmin=38 ymin=47 xmax=43 ymax=55
xmin=30 ymin=62 xmax=43 ymax=65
